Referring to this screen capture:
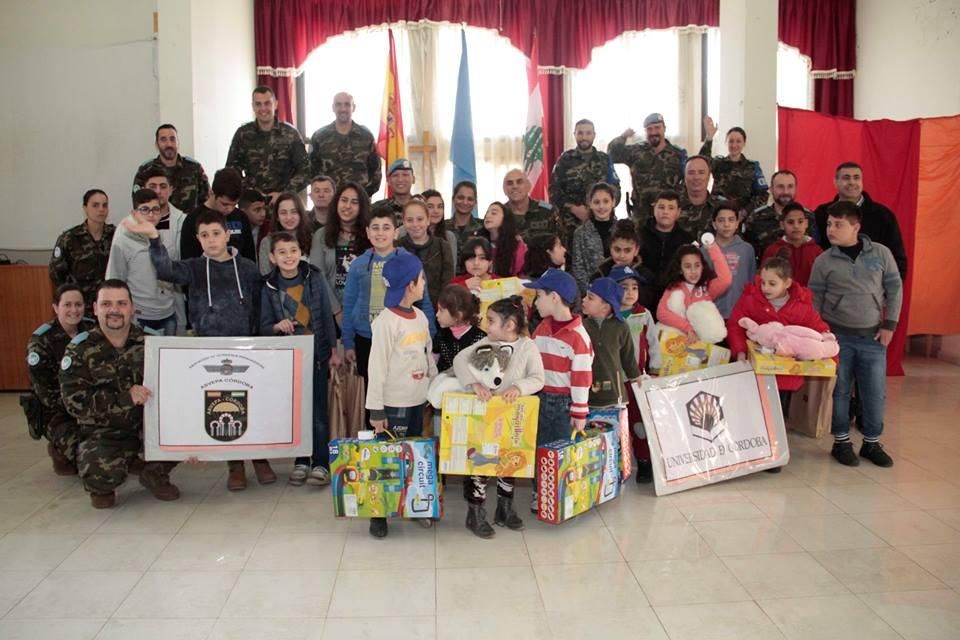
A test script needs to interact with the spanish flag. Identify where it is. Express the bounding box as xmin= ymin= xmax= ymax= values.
xmin=377 ymin=29 xmax=406 ymax=191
